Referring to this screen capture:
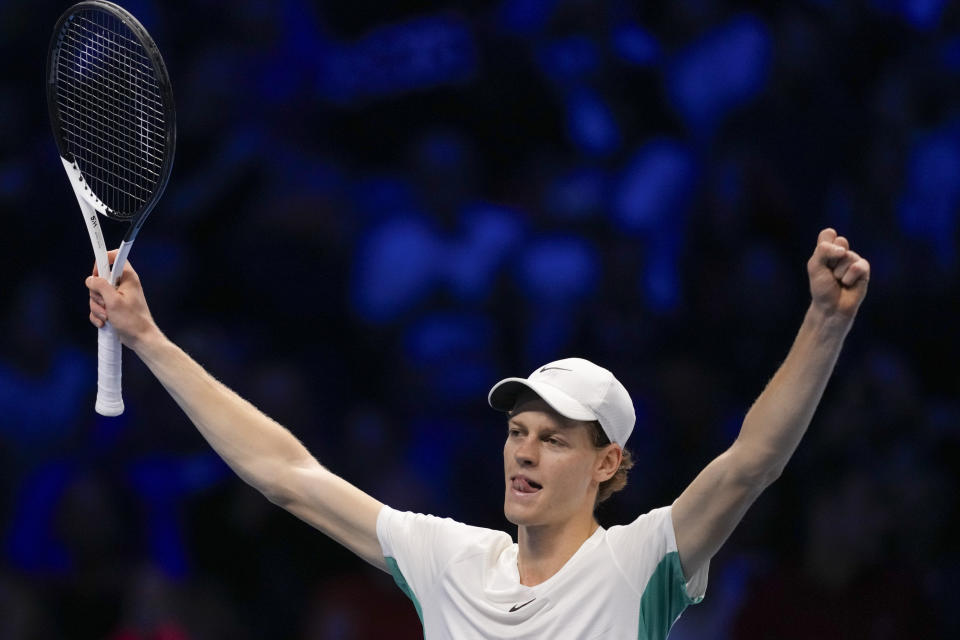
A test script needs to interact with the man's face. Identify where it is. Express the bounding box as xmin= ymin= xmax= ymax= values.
xmin=502 ymin=394 xmax=603 ymax=528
